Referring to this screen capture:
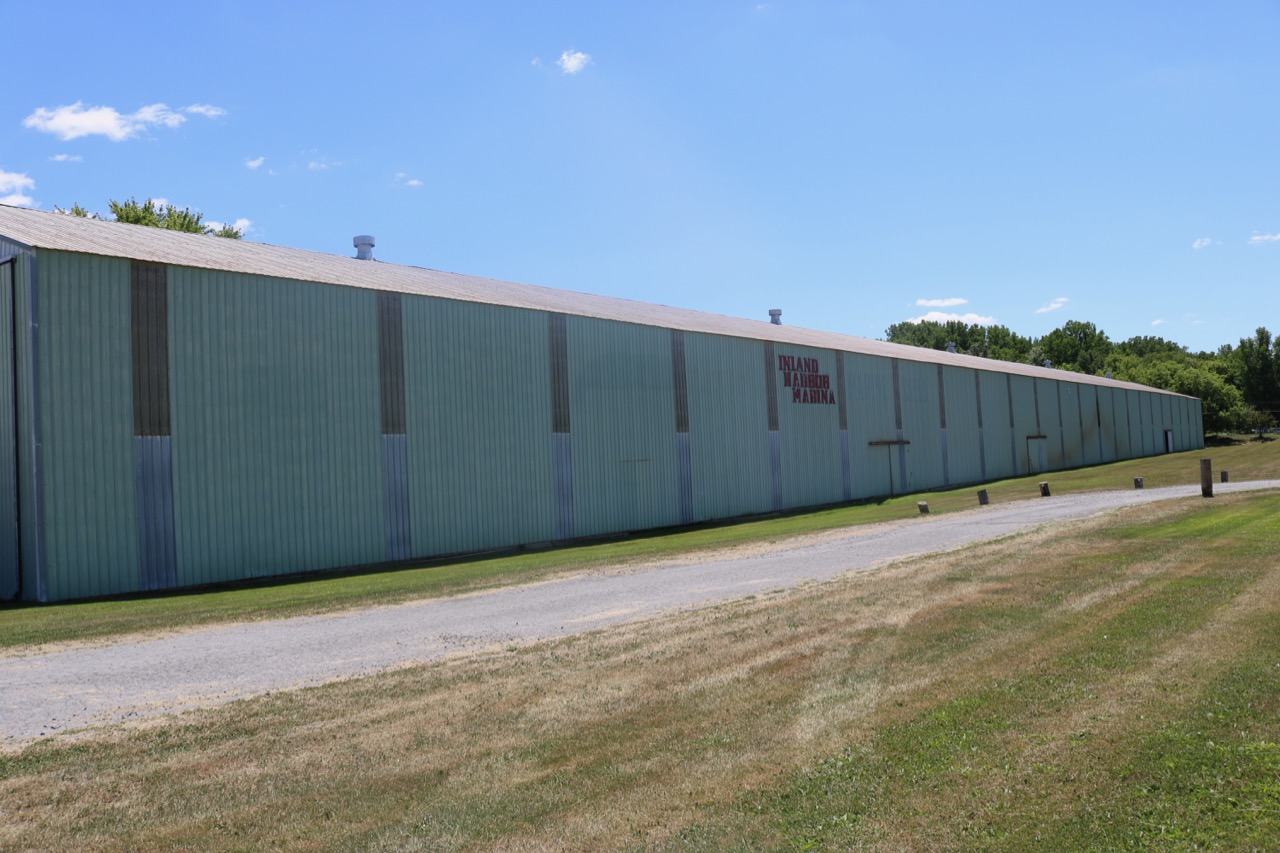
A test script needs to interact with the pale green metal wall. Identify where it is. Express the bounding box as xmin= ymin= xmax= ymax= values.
xmin=404 ymin=298 xmax=556 ymax=555
xmin=7 ymin=247 xmax=1208 ymax=602
xmin=168 ymin=269 xmax=384 ymax=586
